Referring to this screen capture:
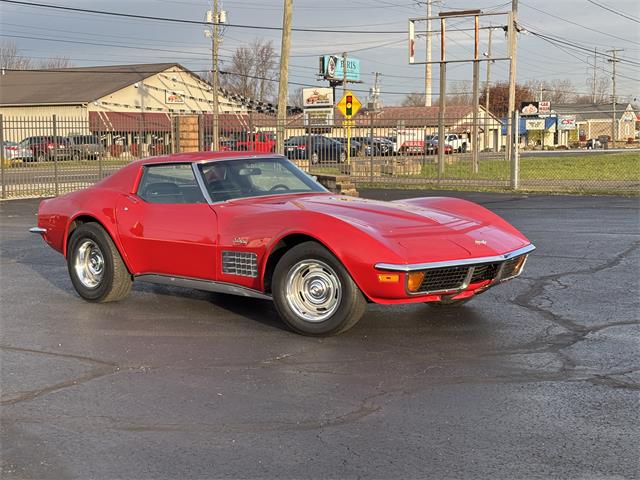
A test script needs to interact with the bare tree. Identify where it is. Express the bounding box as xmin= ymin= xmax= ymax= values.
xmin=0 ymin=40 xmax=32 ymax=69
xmin=37 ymin=56 xmax=73 ymax=69
xmin=401 ymin=92 xmax=426 ymax=107
xmin=1 ymin=40 xmax=73 ymax=70
xmin=523 ymin=79 xmax=577 ymax=104
xmin=288 ymin=87 xmax=304 ymax=109
xmin=221 ymin=39 xmax=277 ymax=103
xmin=447 ymin=80 xmax=473 ymax=105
